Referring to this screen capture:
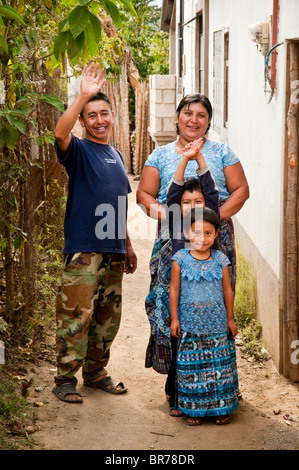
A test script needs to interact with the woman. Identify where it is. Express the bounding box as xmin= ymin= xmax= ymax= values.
xmin=136 ymin=93 xmax=249 ymax=378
